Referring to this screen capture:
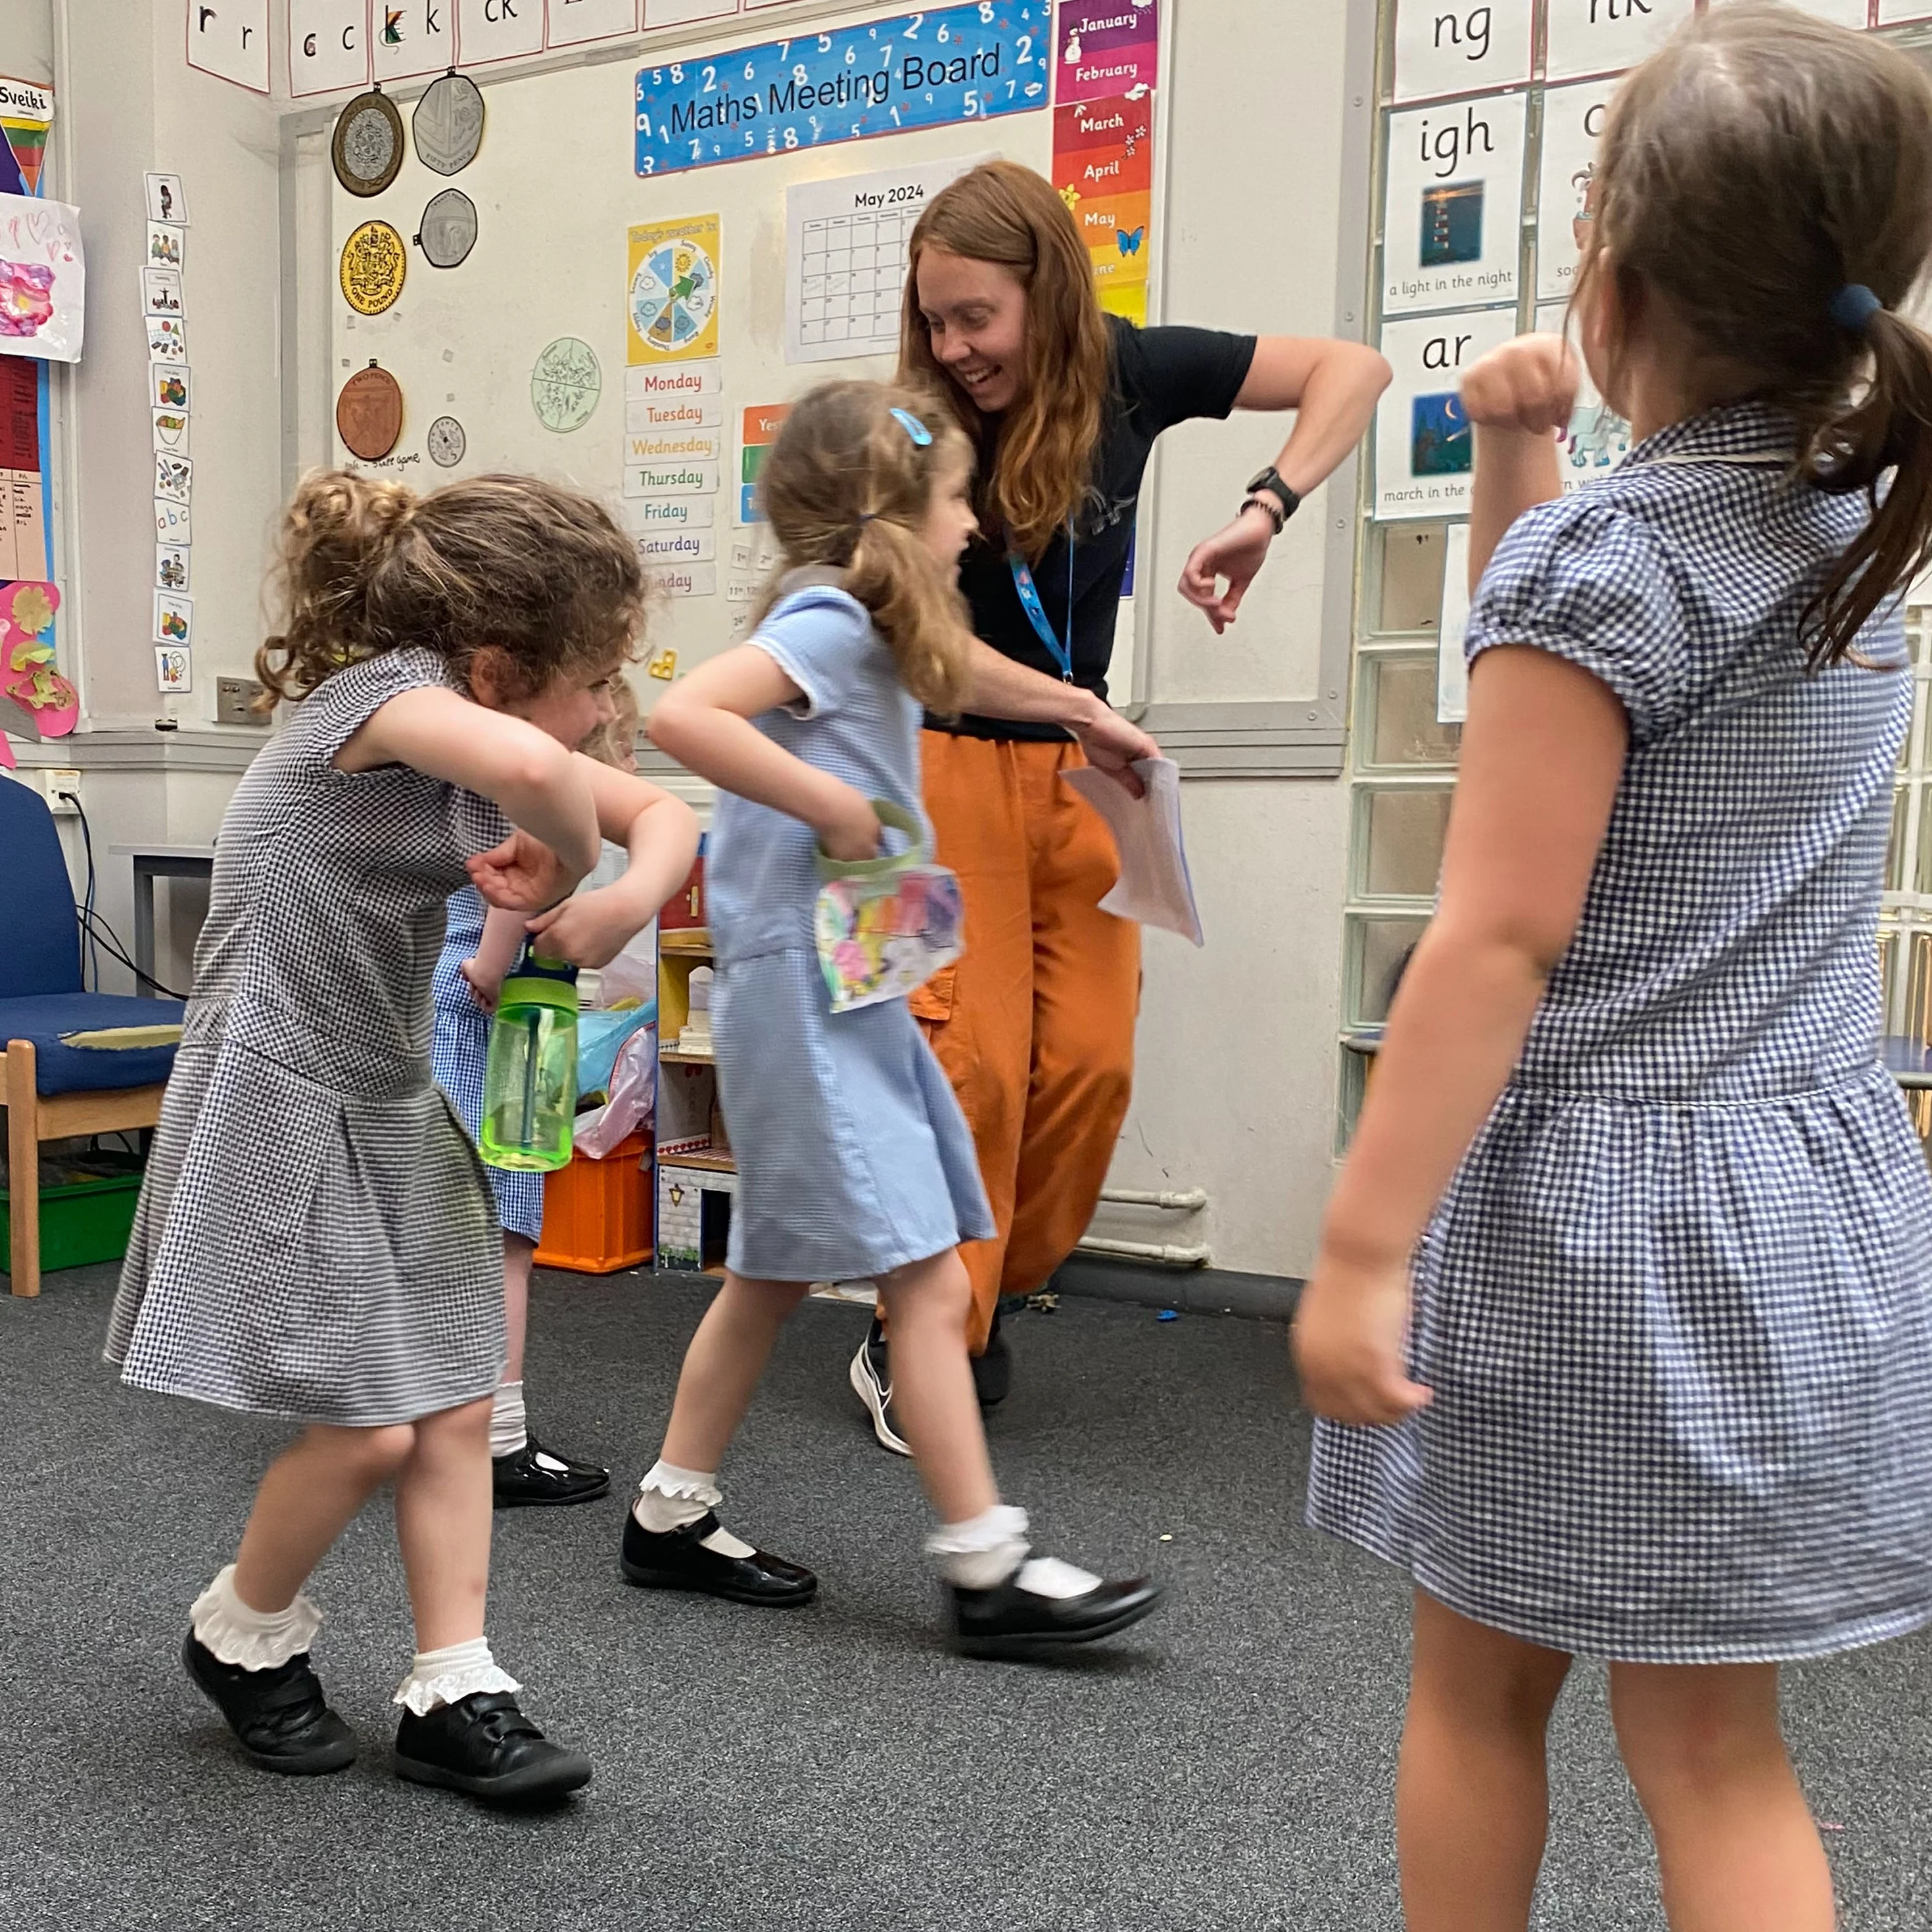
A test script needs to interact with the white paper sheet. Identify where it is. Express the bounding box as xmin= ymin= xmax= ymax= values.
xmin=1437 ymin=522 xmax=1472 ymax=726
xmin=1382 ymin=94 xmax=1527 ymax=318
xmin=0 ymin=193 xmax=85 ymax=364
xmin=784 ymin=154 xmax=993 ymax=365
xmin=1060 ymin=757 xmax=1204 ymax=947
